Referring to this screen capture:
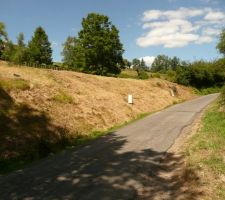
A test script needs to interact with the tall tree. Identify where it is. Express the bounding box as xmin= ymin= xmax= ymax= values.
xmin=17 ymin=33 xmax=25 ymax=47
xmin=151 ymin=55 xmax=171 ymax=72
xmin=217 ymin=29 xmax=225 ymax=56
xmin=13 ymin=32 xmax=27 ymax=64
xmin=61 ymin=36 xmax=85 ymax=70
xmin=27 ymin=26 xmax=52 ymax=65
xmin=1 ymin=41 xmax=16 ymax=61
xmin=0 ymin=22 xmax=8 ymax=59
xmin=64 ymin=13 xmax=124 ymax=75
xmin=132 ymin=58 xmax=141 ymax=69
